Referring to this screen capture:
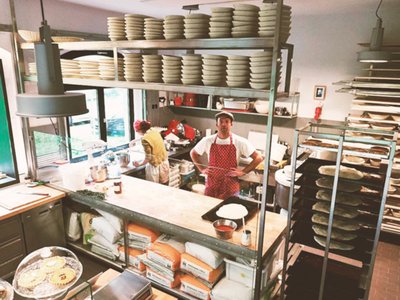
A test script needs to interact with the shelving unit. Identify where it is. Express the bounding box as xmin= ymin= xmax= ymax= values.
xmin=281 ymin=123 xmax=396 ymax=300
